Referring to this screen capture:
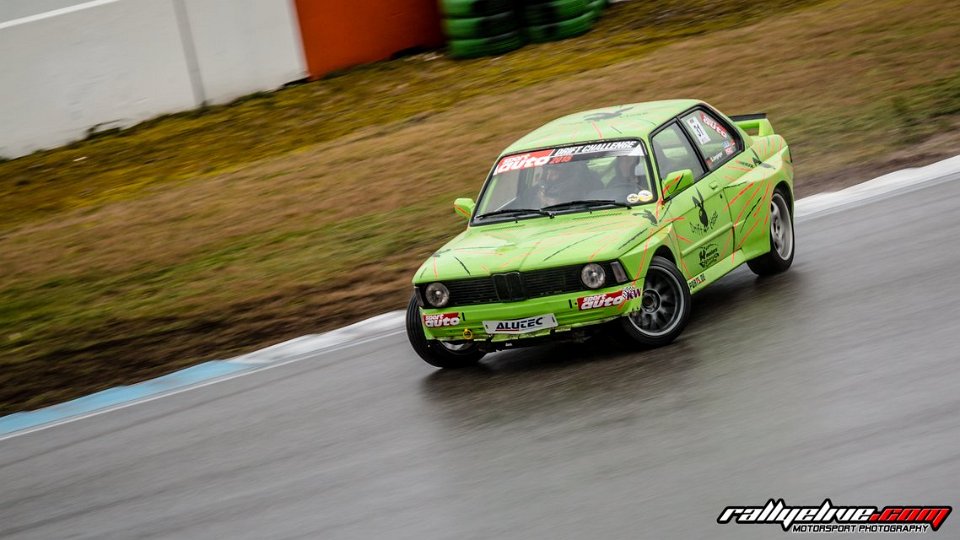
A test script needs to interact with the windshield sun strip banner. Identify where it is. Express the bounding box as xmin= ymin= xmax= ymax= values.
xmin=494 ymin=140 xmax=645 ymax=175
